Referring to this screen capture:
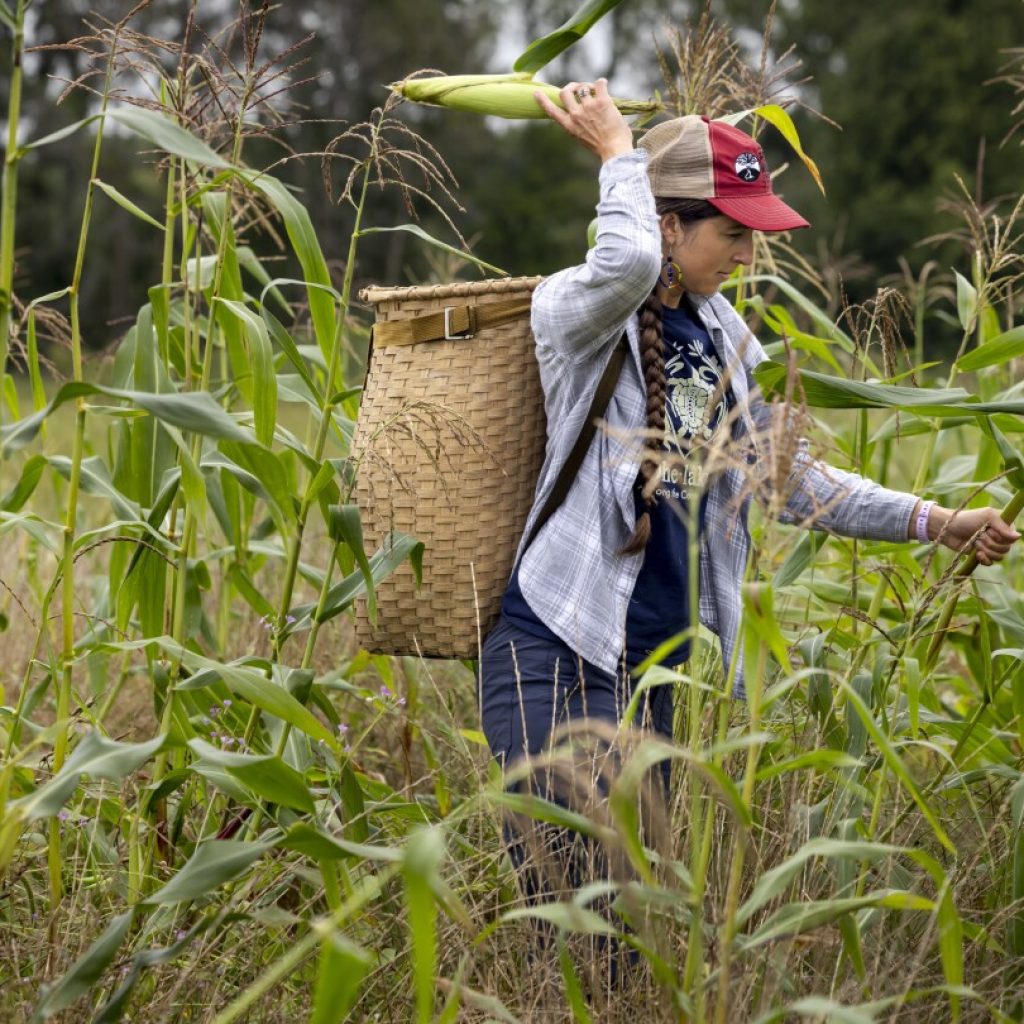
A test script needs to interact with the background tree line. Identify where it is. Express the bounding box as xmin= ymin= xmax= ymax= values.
xmin=1 ymin=0 xmax=1022 ymax=361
